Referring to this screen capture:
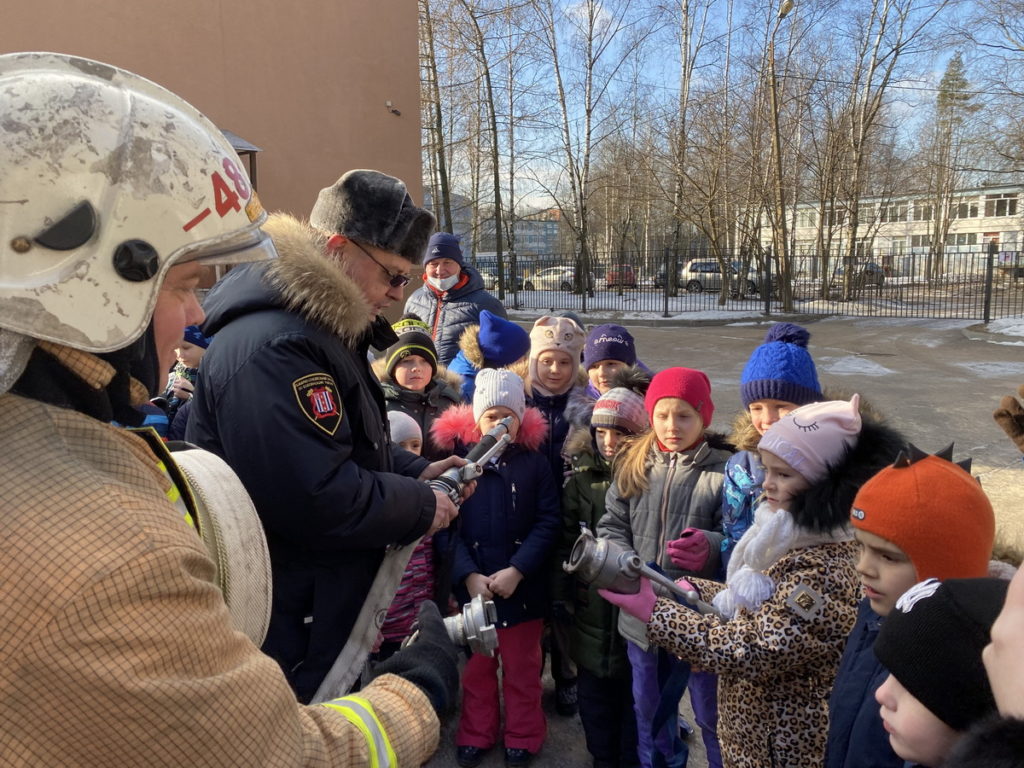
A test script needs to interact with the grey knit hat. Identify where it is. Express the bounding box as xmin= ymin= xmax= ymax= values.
xmin=309 ymin=169 xmax=436 ymax=264
xmin=473 ymin=369 xmax=526 ymax=423
xmin=592 ymin=387 xmax=648 ymax=436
